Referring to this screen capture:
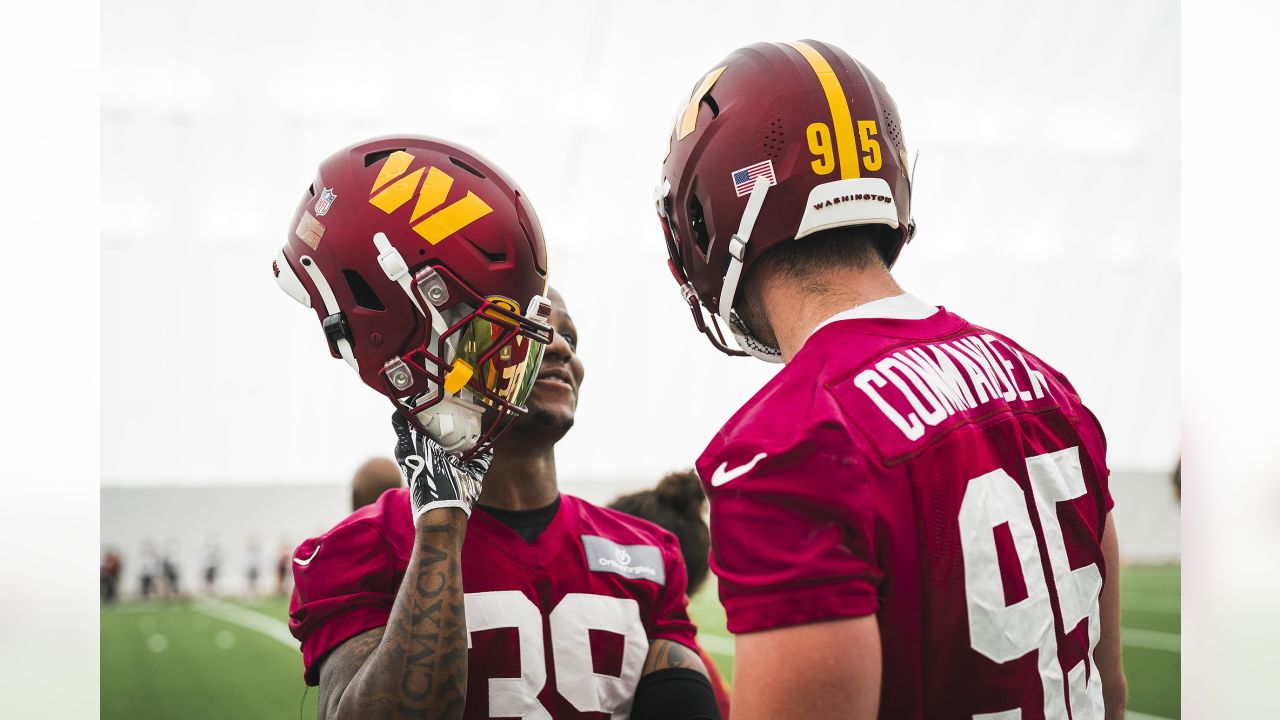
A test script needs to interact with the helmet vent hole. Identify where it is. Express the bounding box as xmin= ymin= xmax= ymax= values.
xmin=703 ymin=93 xmax=720 ymax=119
xmin=758 ymin=113 xmax=785 ymax=159
xmin=689 ymin=195 xmax=711 ymax=260
xmin=883 ymin=108 xmax=903 ymax=150
xmin=364 ymin=149 xmax=406 ymax=167
xmin=466 ymin=238 xmax=508 ymax=264
xmin=342 ymin=270 xmax=385 ymax=311
xmin=450 ymin=157 xmax=486 ymax=179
